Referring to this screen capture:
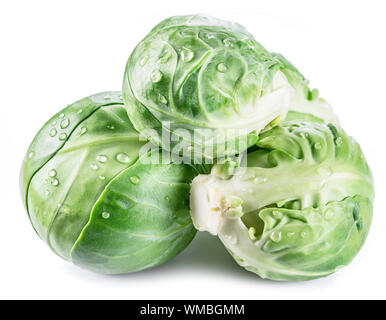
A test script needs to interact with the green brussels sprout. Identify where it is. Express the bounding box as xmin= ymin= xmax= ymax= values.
xmin=123 ymin=14 xmax=294 ymax=161
xmin=20 ymin=92 xmax=202 ymax=274
xmin=190 ymin=120 xmax=373 ymax=281
xmin=272 ymin=53 xmax=340 ymax=125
